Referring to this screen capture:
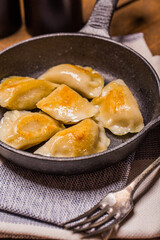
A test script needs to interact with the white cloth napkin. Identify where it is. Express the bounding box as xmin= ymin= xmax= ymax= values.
xmin=0 ymin=33 xmax=159 ymax=239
